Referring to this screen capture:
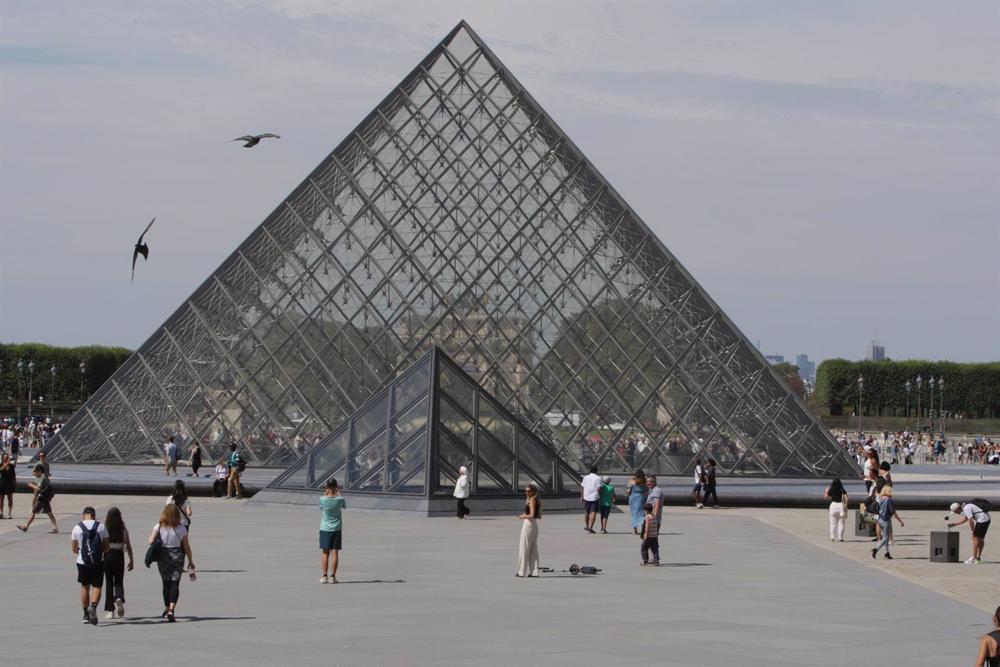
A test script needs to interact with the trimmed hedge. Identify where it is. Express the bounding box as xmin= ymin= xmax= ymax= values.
xmin=815 ymin=359 xmax=1000 ymax=419
xmin=0 ymin=343 xmax=132 ymax=403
